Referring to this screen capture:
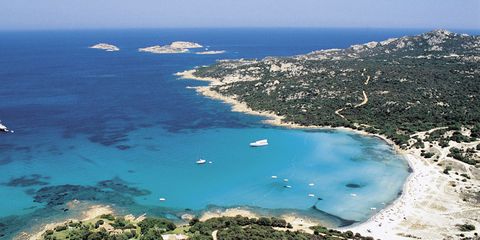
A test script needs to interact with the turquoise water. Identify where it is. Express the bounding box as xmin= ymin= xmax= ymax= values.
xmin=1 ymin=127 xmax=409 ymax=219
xmin=0 ymin=29 xmax=422 ymax=238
